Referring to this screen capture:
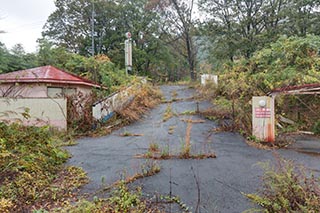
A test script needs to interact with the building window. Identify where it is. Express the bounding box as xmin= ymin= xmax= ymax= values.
xmin=47 ymin=87 xmax=76 ymax=98
xmin=48 ymin=87 xmax=63 ymax=97
xmin=64 ymin=88 xmax=76 ymax=96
